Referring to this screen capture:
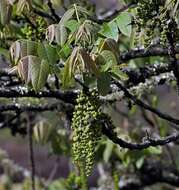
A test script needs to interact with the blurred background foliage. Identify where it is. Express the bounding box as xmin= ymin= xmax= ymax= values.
xmin=0 ymin=0 xmax=179 ymax=190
